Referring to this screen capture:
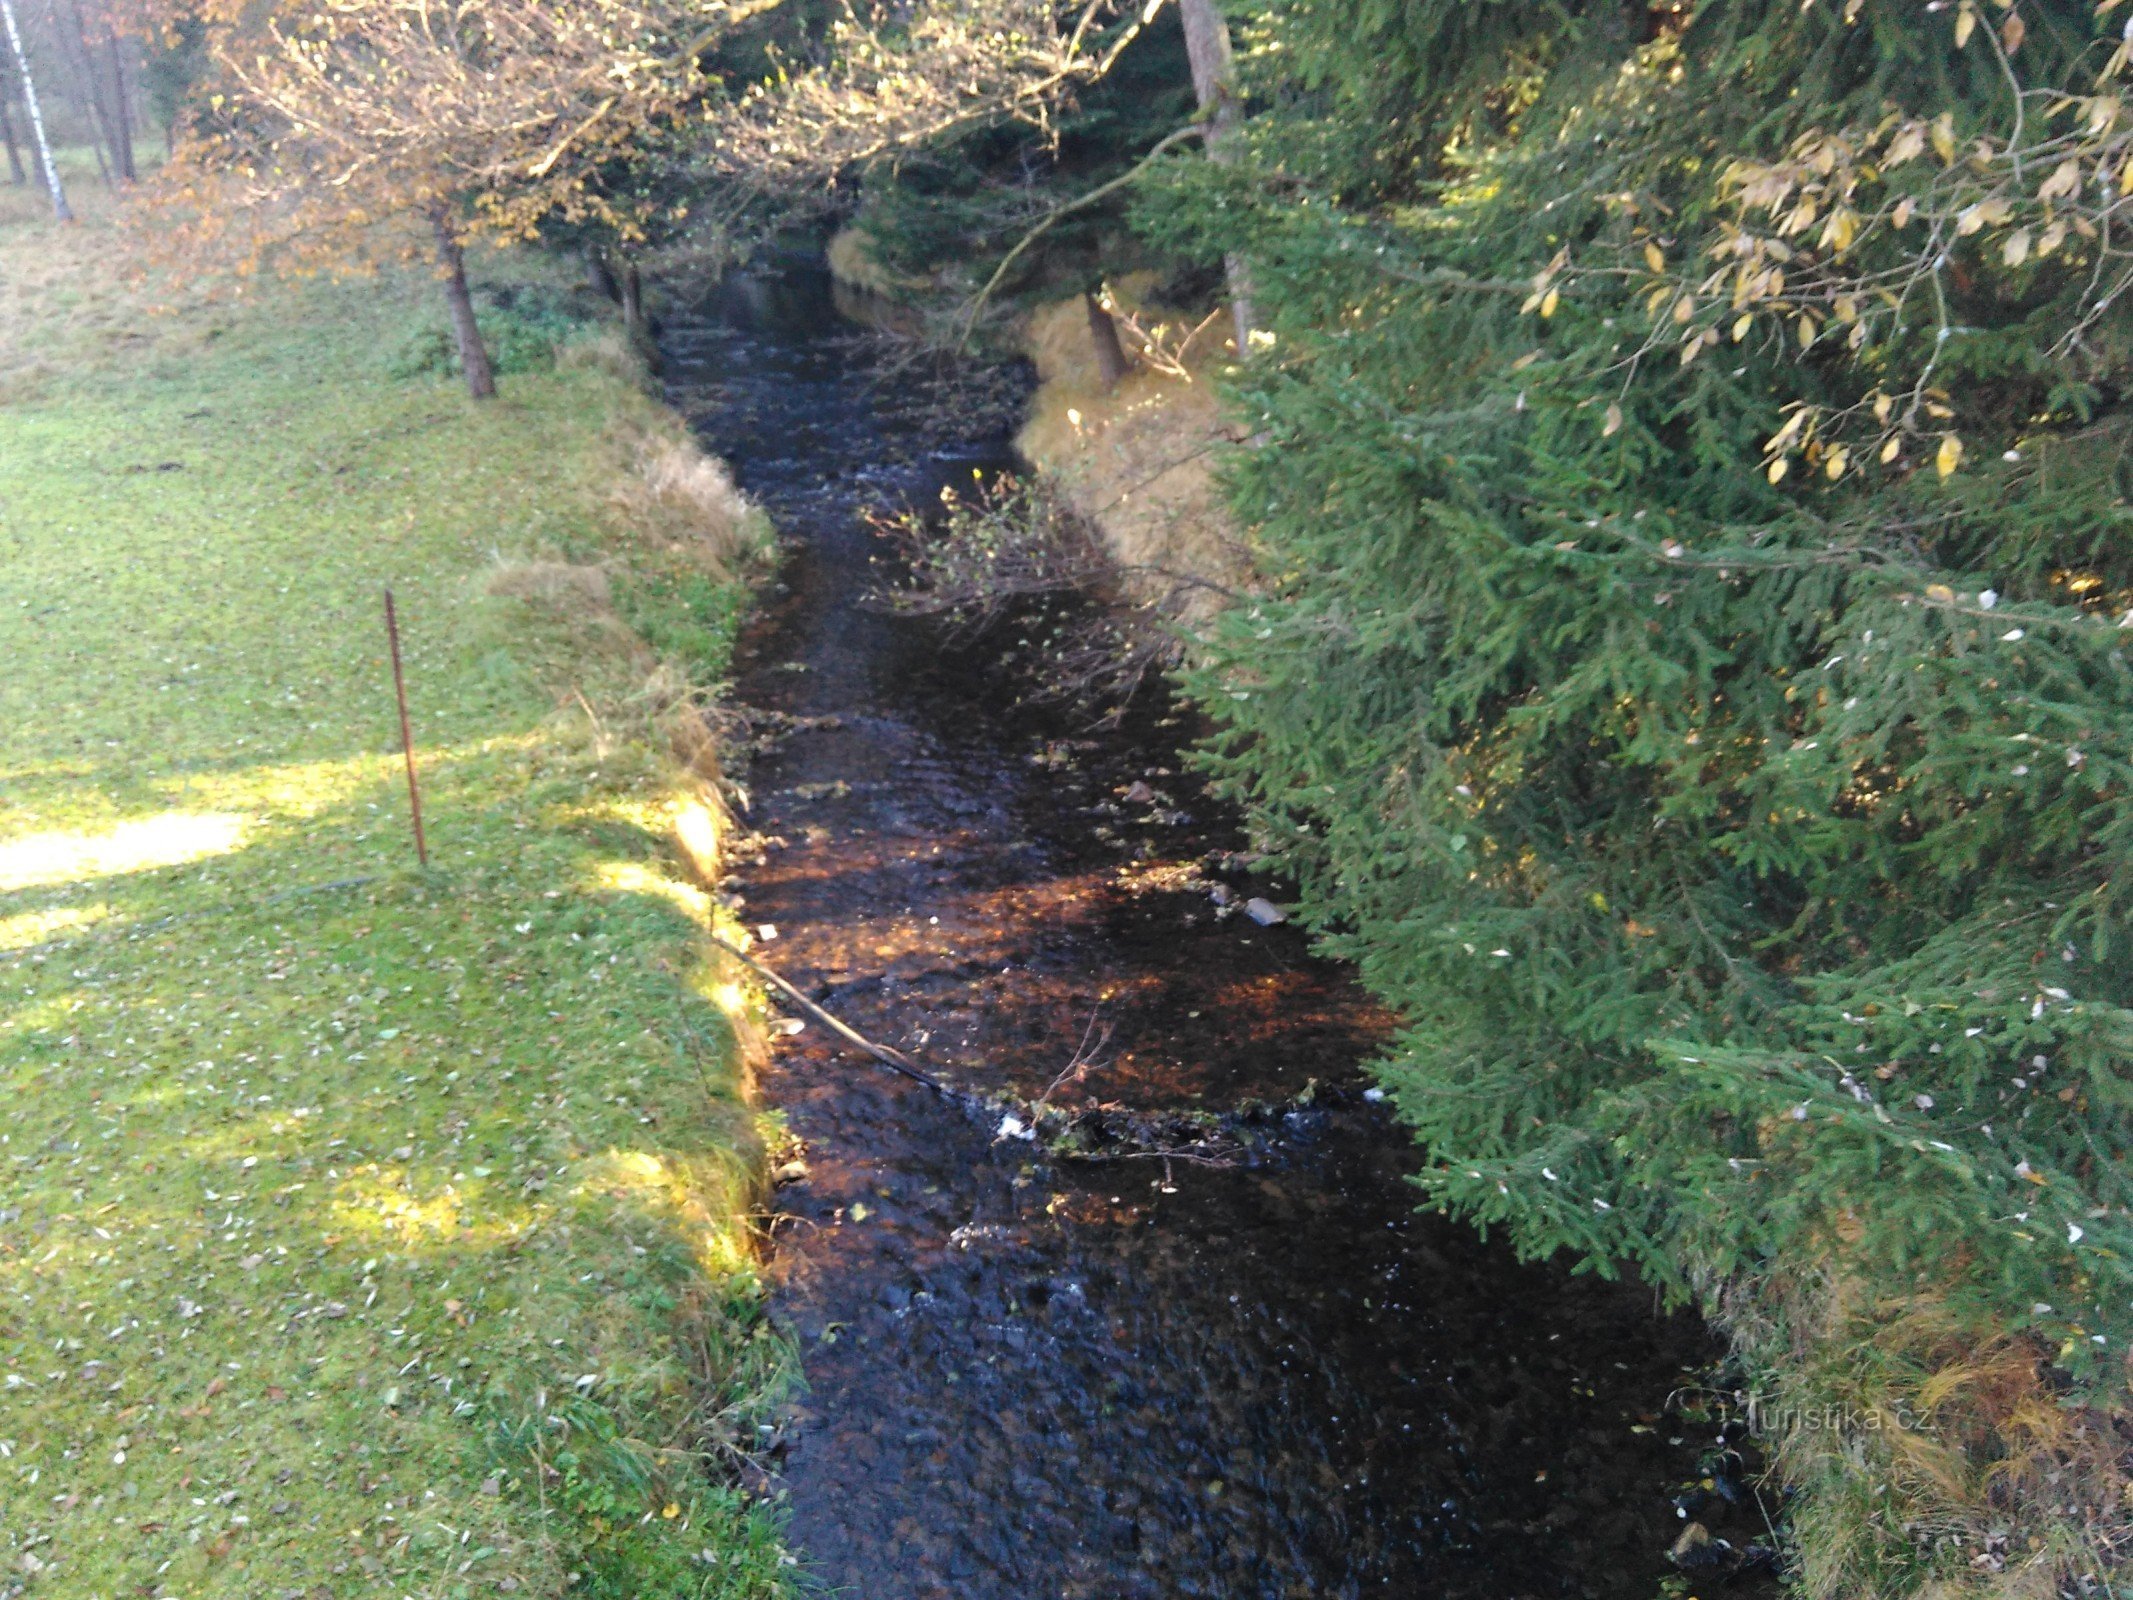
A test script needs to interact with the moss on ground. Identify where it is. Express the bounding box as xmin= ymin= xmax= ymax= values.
xmin=0 ymin=167 xmax=795 ymax=1598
